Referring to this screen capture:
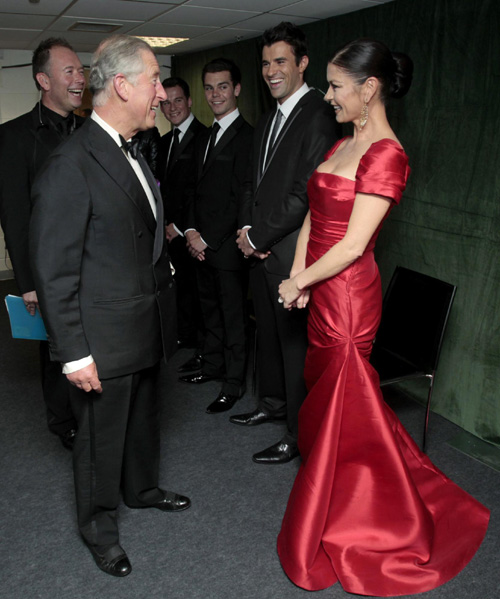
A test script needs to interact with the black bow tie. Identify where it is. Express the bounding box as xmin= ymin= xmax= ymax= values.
xmin=119 ymin=135 xmax=140 ymax=159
